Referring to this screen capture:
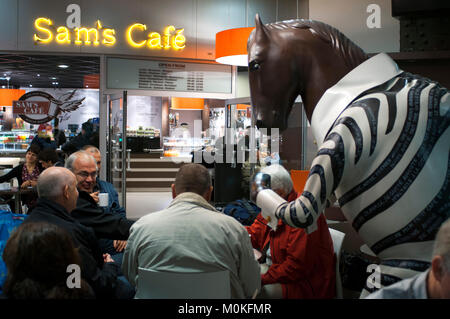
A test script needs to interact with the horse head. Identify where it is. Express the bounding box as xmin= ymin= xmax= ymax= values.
xmin=248 ymin=14 xmax=368 ymax=130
